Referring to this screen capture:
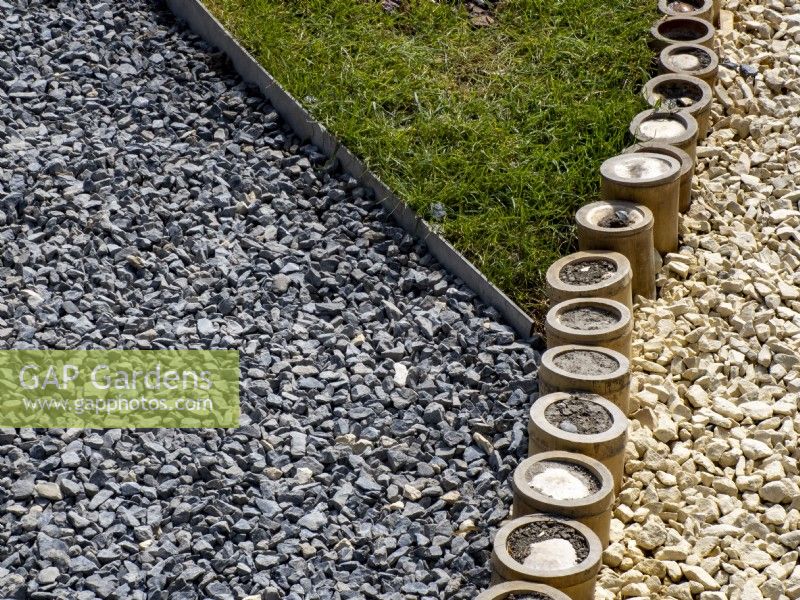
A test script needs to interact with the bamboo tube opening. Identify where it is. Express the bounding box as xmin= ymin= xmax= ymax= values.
xmin=658 ymin=0 xmax=714 ymax=23
xmin=546 ymin=297 xmax=633 ymax=357
xmin=659 ymin=43 xmax=719 ymax=86
xmin=650 ymin=17 xmax=715 ymax=52
xmin=644 ymin=74 xmax=713 ymax=138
